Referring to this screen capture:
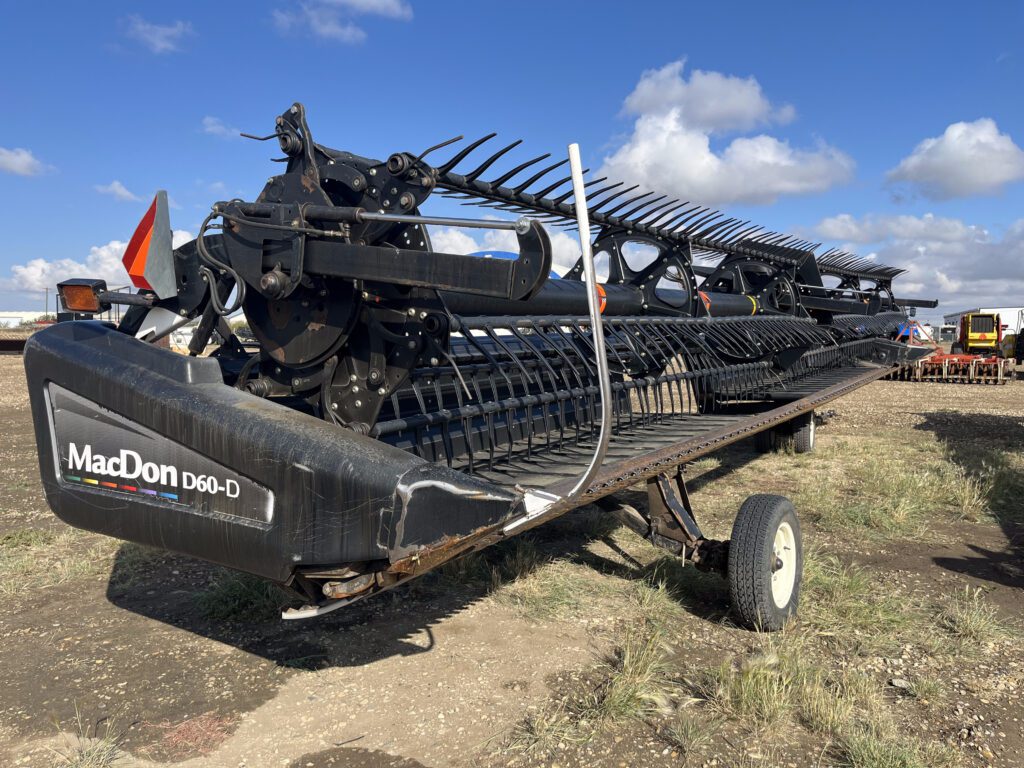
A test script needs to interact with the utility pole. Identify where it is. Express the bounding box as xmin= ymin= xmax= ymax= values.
xmin=45 ymin=287 xmax=48 ymax=320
